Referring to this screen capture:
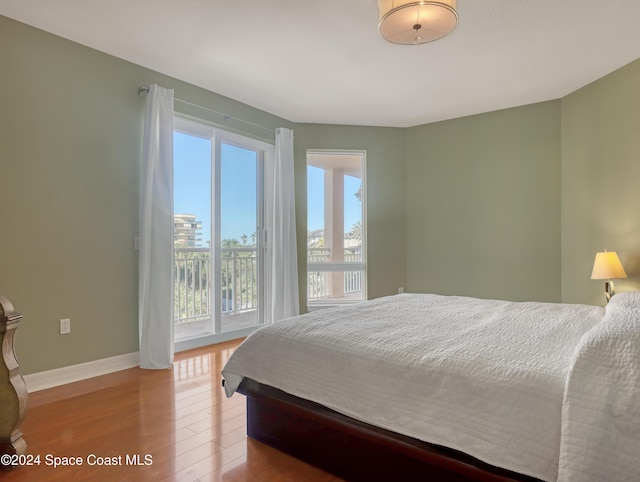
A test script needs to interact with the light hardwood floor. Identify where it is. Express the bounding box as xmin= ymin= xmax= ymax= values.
xmin=4 ymin=339 xmax=342 ymax=481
